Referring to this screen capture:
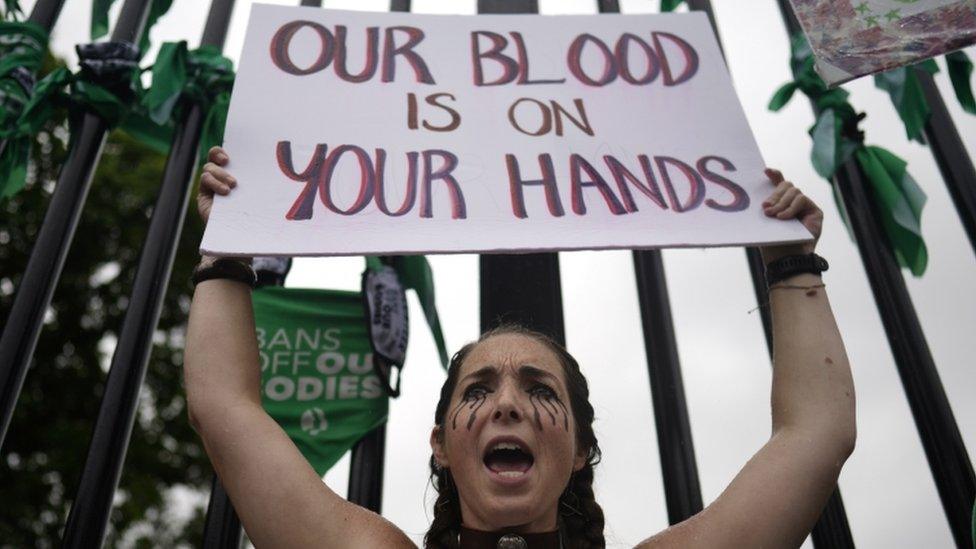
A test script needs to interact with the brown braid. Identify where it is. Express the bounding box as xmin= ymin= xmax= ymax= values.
xmin=424 ymin=326 xmax=605 ymax=549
